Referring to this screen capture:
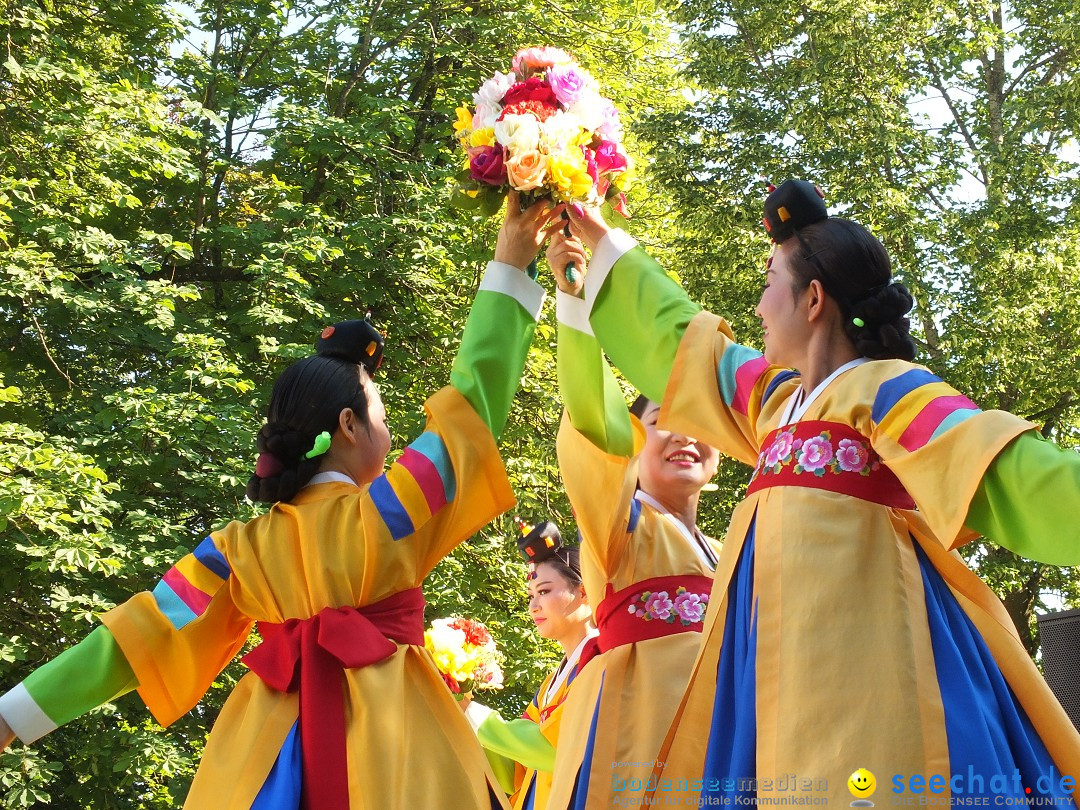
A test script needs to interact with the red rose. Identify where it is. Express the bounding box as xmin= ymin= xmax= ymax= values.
xmin=497 ymin=99 xmax=559 ymax=123
xmin=469 ymin=145 xmax=507 ymax=186
xmin=501 ymin=77 xmax=558 ymax=107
